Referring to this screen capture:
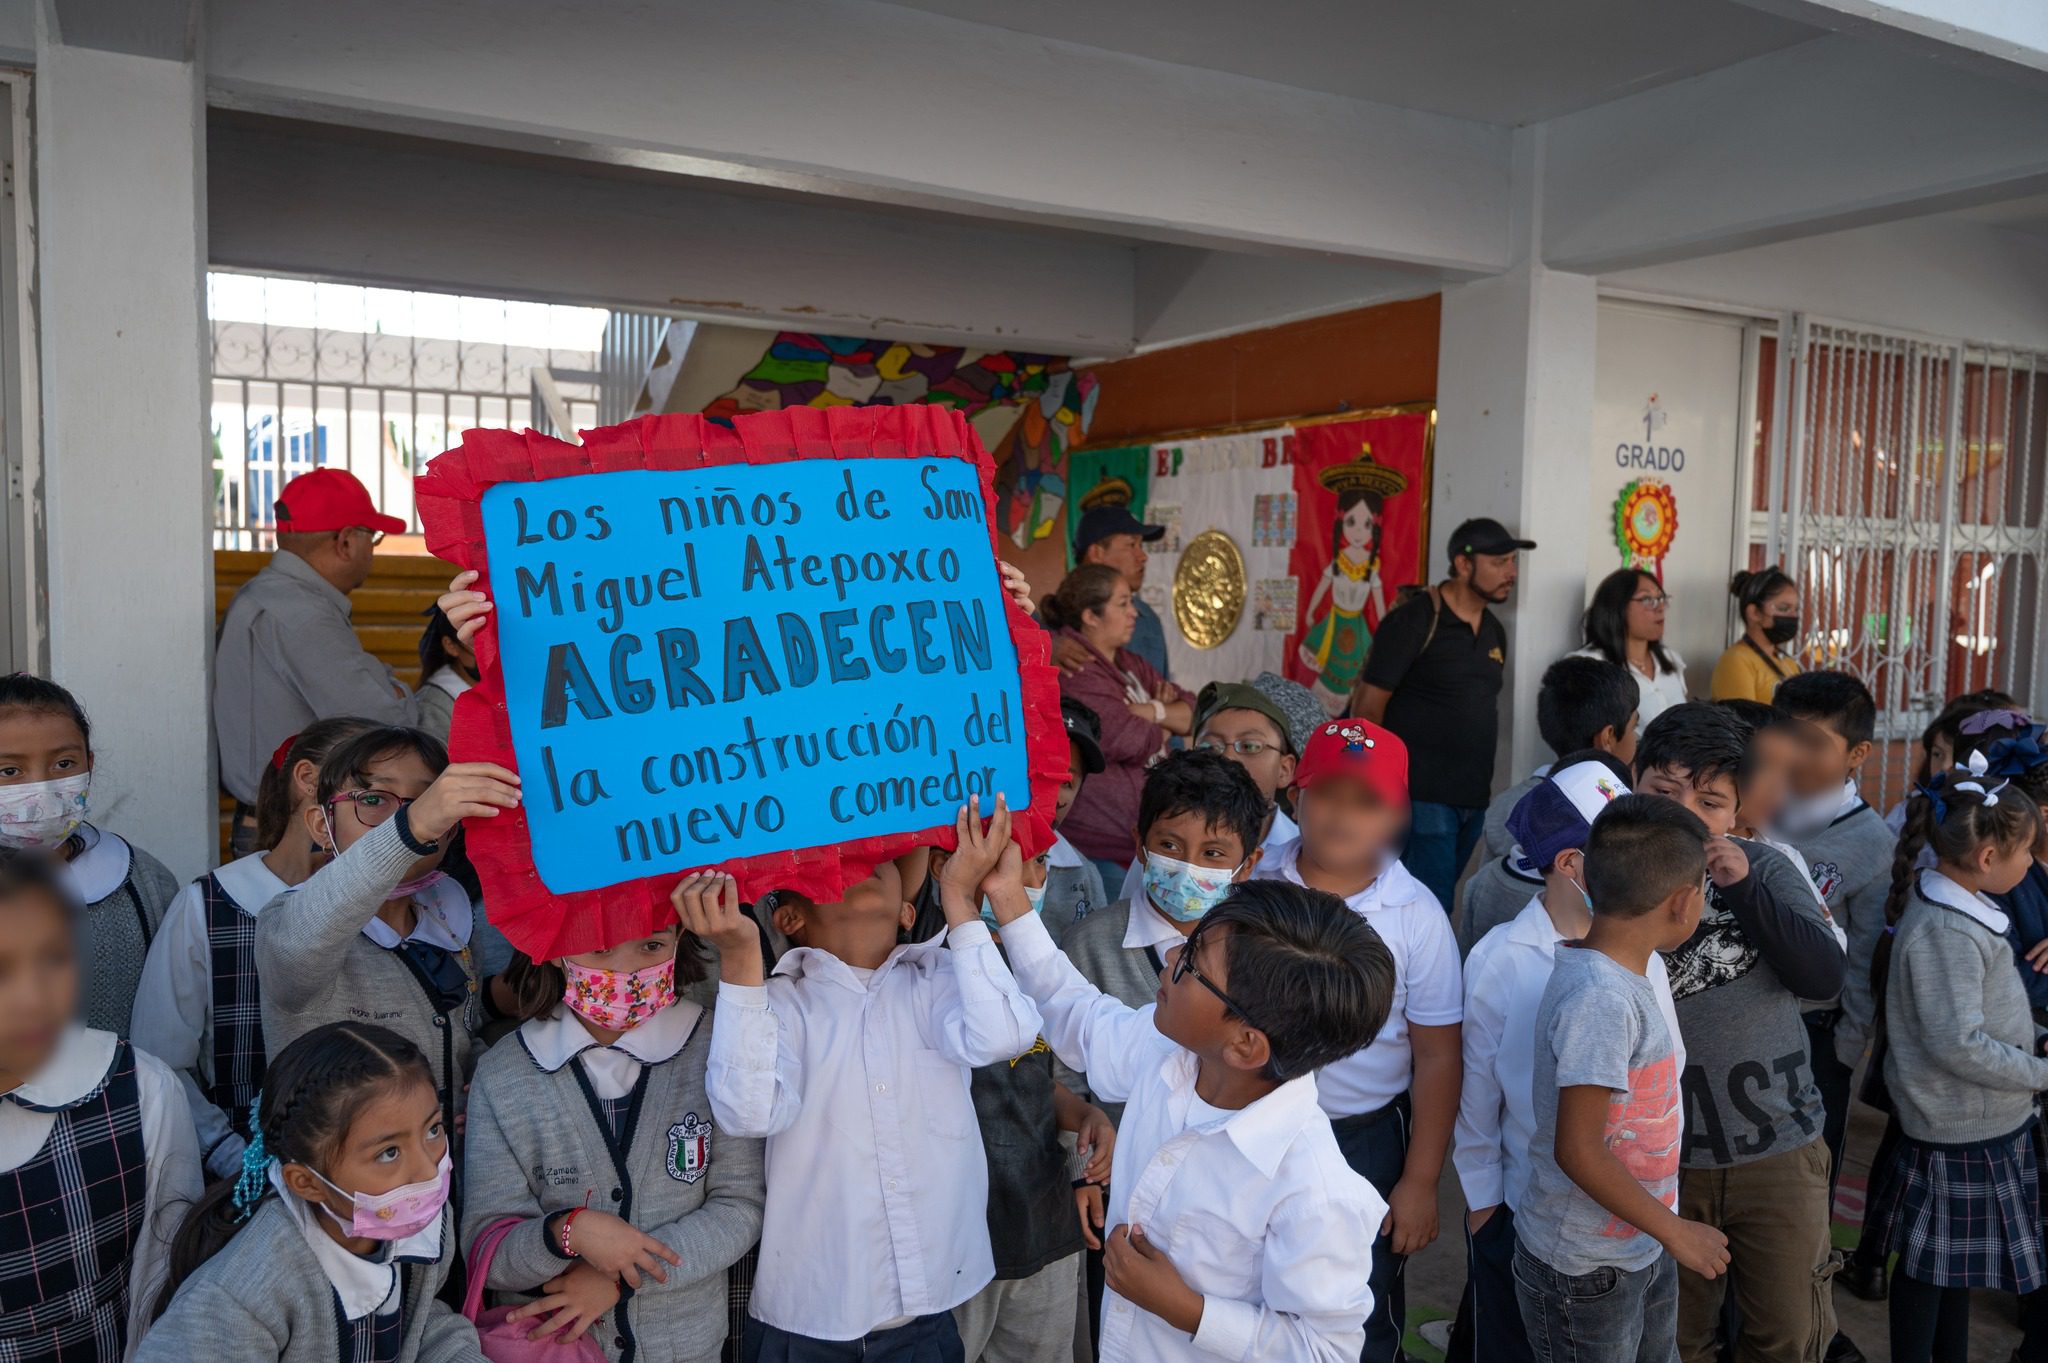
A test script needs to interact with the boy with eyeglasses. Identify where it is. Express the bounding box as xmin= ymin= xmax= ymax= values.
xmin=1114 ymin=682 xmax=1299 ymax=906
xmin=985 ymin=861 xmax=1396 ymax=1359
